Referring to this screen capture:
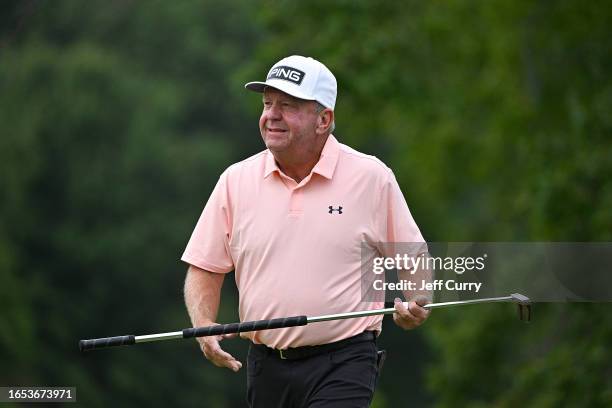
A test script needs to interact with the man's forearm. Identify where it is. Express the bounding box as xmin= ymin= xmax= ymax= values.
xmin=399 ymin=252 xmax=434 ymax=302
xmin=184 ymin=265 xmax=225 ymax=327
